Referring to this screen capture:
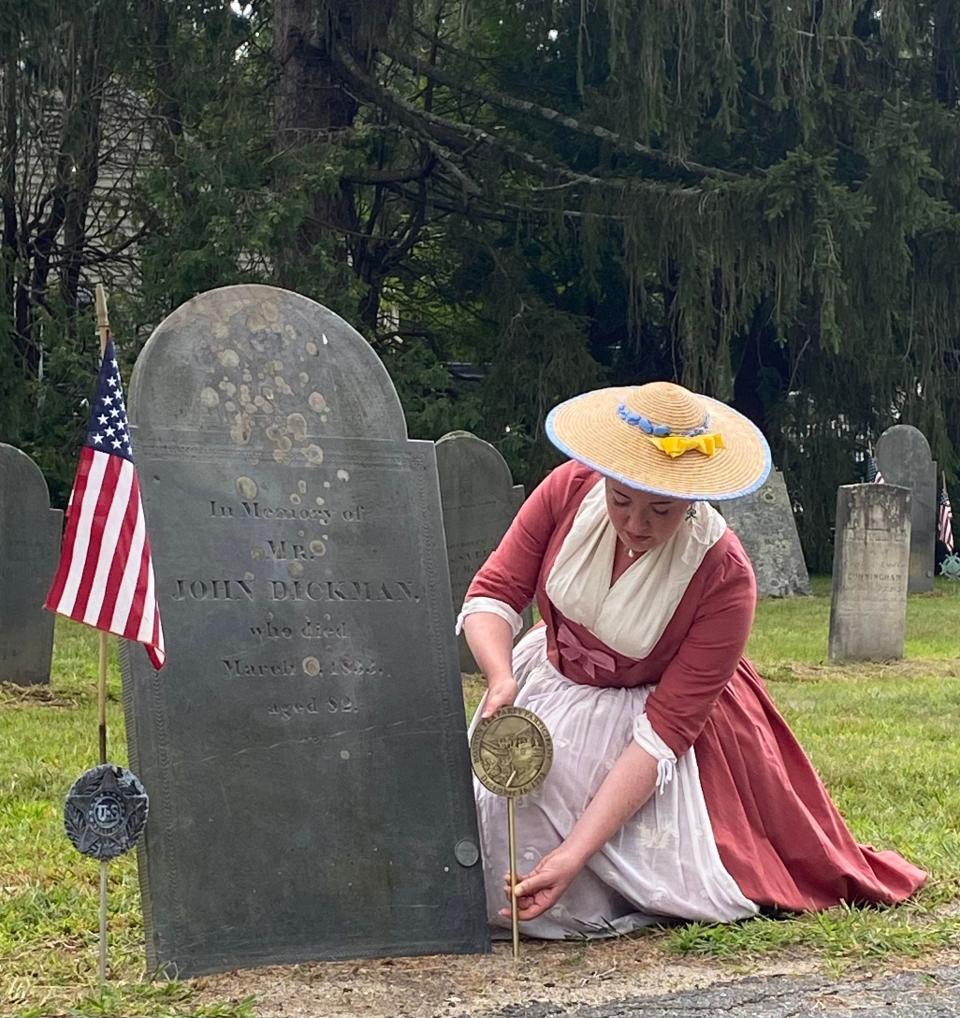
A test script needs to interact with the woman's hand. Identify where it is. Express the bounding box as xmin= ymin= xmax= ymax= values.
xmin=500 ymin=848 xmax=583 ymax=921
xmin=481 ymin=676 xmax=519 ymax=718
